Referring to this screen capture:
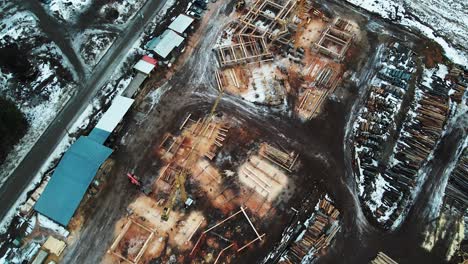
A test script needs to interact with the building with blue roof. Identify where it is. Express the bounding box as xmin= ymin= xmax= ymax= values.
xmin=34 ymin=137 xmax=113 ymax=226
xmin=34 ymin=95 xmax=134 ymax=226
